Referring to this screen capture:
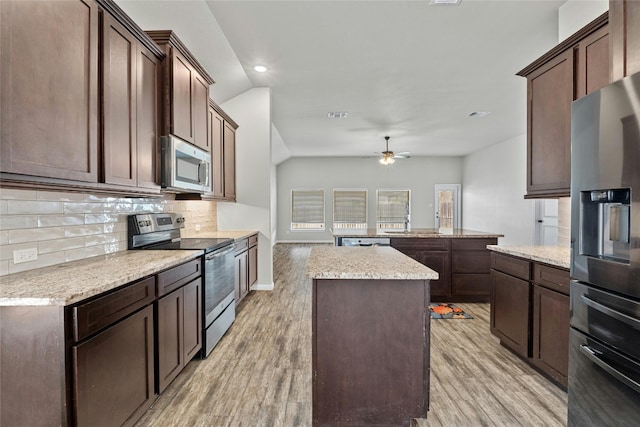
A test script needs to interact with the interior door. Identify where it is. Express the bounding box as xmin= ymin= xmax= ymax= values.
xmin=434 ymin=184 xmax=461 ymax=229
xmin=534 ymin=199 xmax=558 ymax=245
